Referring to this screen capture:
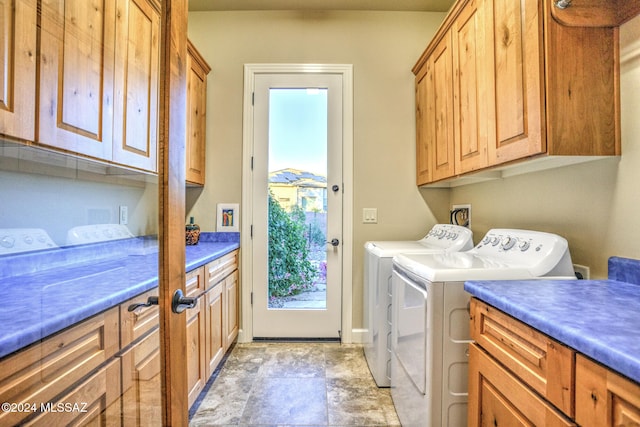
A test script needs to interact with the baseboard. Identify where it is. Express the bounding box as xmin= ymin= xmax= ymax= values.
xmin=350 ymin=328 xmax=367 ymax=344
